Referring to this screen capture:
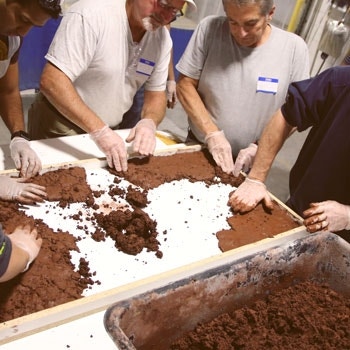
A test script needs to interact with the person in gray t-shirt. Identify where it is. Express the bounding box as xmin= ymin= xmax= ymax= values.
xmin=176 ymin=0 xmax=309 ymax=176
